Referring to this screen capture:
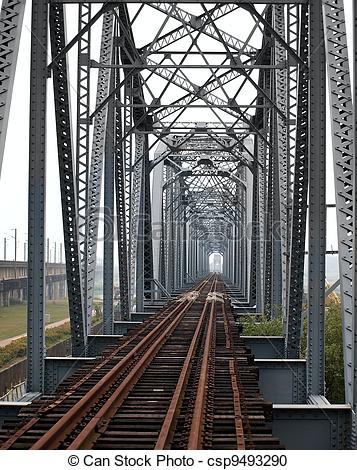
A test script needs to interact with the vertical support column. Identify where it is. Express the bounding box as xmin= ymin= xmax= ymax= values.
xmin=307 ymin=0 xmax=326 ymax=396
xmin=196 ymin=236 xmax=200 ymax=279
xmin=114 ymin=38 xmax=130 ymax=320
xmin=271 ymin=108 xmax=283 ymax=315
xmin=234 ymin=219 xmax=239 ymax=288
xmin=27 ymin=0 xmax=48 ymax=393
xmin=130 ymin=133 xmax=145 ymax=312
xmin=256 ymin=138 xmax=266 ymax=312
xmin=142 ymin=137 xmax=154 ymax=299
xmin=76 ymin=3 xmax=91 ymax=333
xmin=191 ymin=230 xmax=197 ymax=280
xmin=187 ymin=225 xmax=192 ymax=281
xmin=86 ymin=11 xmax=113 ymax=326
xmin=286 ymin=3 xmax=299 ymax=314
xmin=273 ymin=4 xmax=288 ymax=313
xmin=102 ymin=63 xmax=115 ymax=335
xmin=241 ymin=172 xmax=249 ymax=299
xmin=182 ymin=213 xmax=187 ymax=285
xmin=124 ymin=81 xmax=133 ymax=261
xmin=353 ymin=0 xmax=357 ymax=446
xmin=151 ymin=159 xmax=165 ymax=283
xmin=264 ymin=137 xmax=273 ymax=313
xmin=50 ymin=3 xmax=86 ymax=356
xmin=249 ymin=161 xmax=258 ymax=305
xmin=323 ymin=0 xmax=356 ymax=443
xmin=228 ymin=238 xmax=233 ymax=284
xmin=166 ymin=177 xmax=175 ymax=292
xmin=286 ymin=4 xmax=309 ymax=358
